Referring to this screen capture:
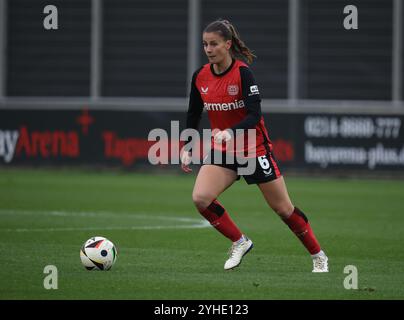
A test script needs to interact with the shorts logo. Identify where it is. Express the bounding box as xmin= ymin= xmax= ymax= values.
xmin=263 ymin=168 xmax=273 ymax=176
xmin=249 ymin=85 xmax=259 ymax=96
xmin=227 ymin=85 xmax=239 ymax=96
xmin=201 ymin=87 xmax=209 ymax=94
